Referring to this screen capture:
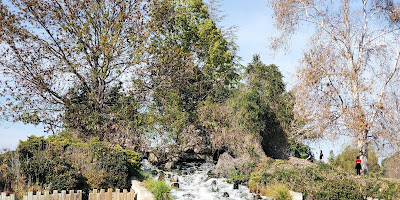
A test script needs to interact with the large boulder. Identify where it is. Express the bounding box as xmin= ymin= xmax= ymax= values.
xmin=148 ymin=152 xmax=159 ymax=164
xmin=164 ymin=161 xmax=175 ymax=170
xmin=212 ymin=152 xmax=251 ymax=178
